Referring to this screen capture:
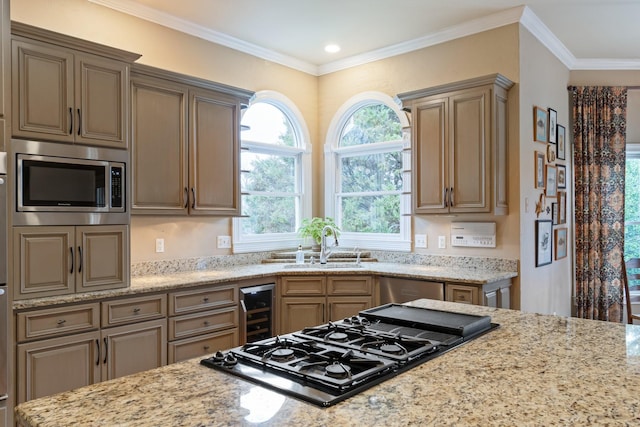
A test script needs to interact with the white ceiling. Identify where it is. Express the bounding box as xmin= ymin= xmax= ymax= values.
xmin=90 ymin=0 xmax=640 ymax=75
